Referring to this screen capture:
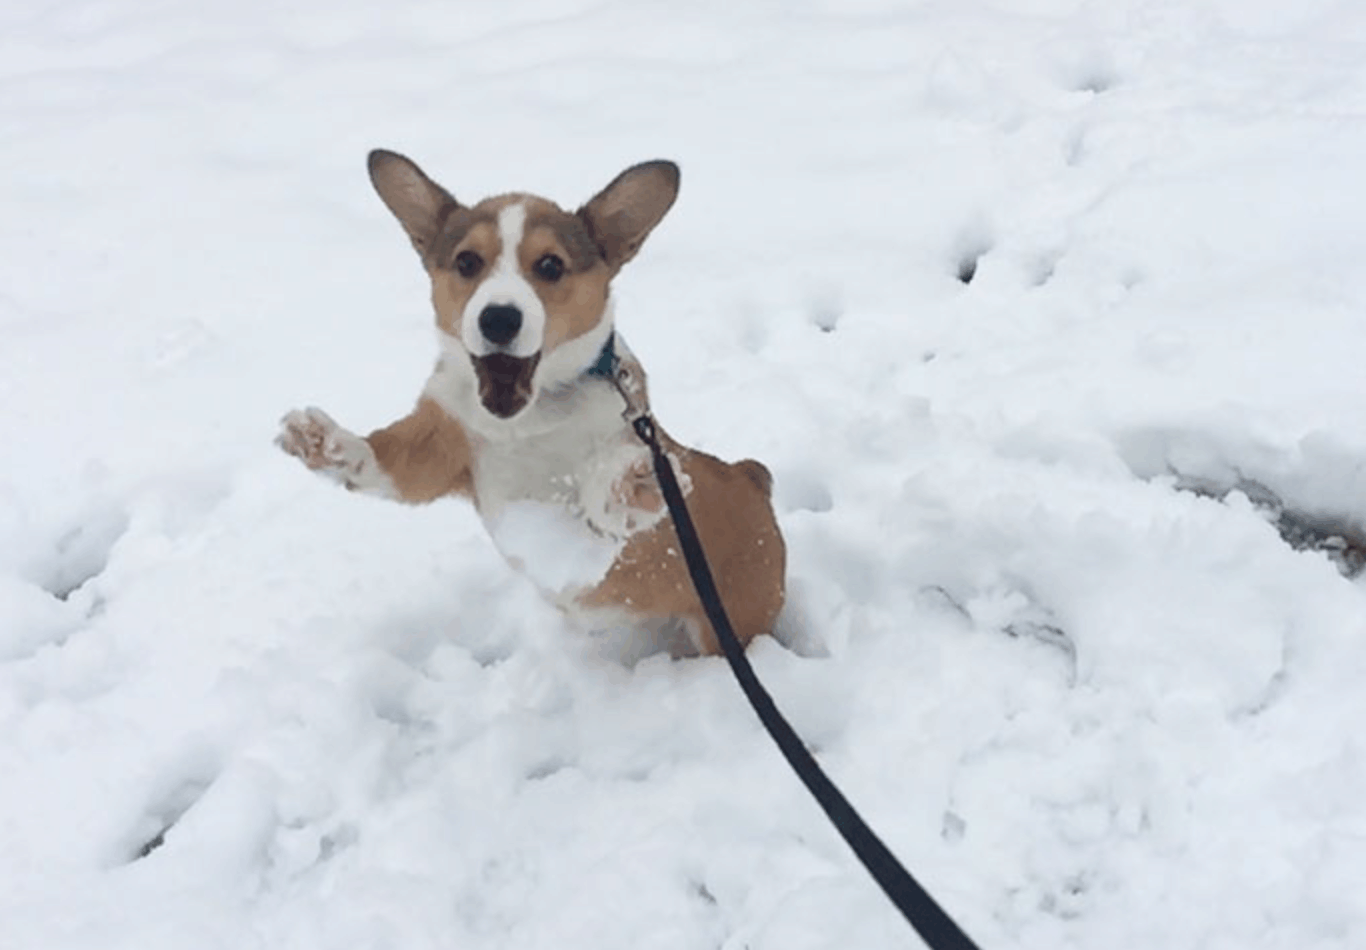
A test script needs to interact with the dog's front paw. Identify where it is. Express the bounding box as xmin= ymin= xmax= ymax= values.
xmin=277 ymin=407 xmax=384 ymax=492
xmin=612 ymin=454 xmax=665 ymax=518
xmin=277 ymin=407 xmax=358 ymax=472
